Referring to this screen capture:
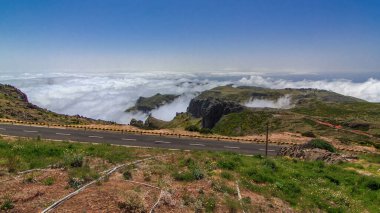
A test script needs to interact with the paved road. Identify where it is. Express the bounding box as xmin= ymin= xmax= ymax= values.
xmin=0 ymin=123 xmax=283 ymax=155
